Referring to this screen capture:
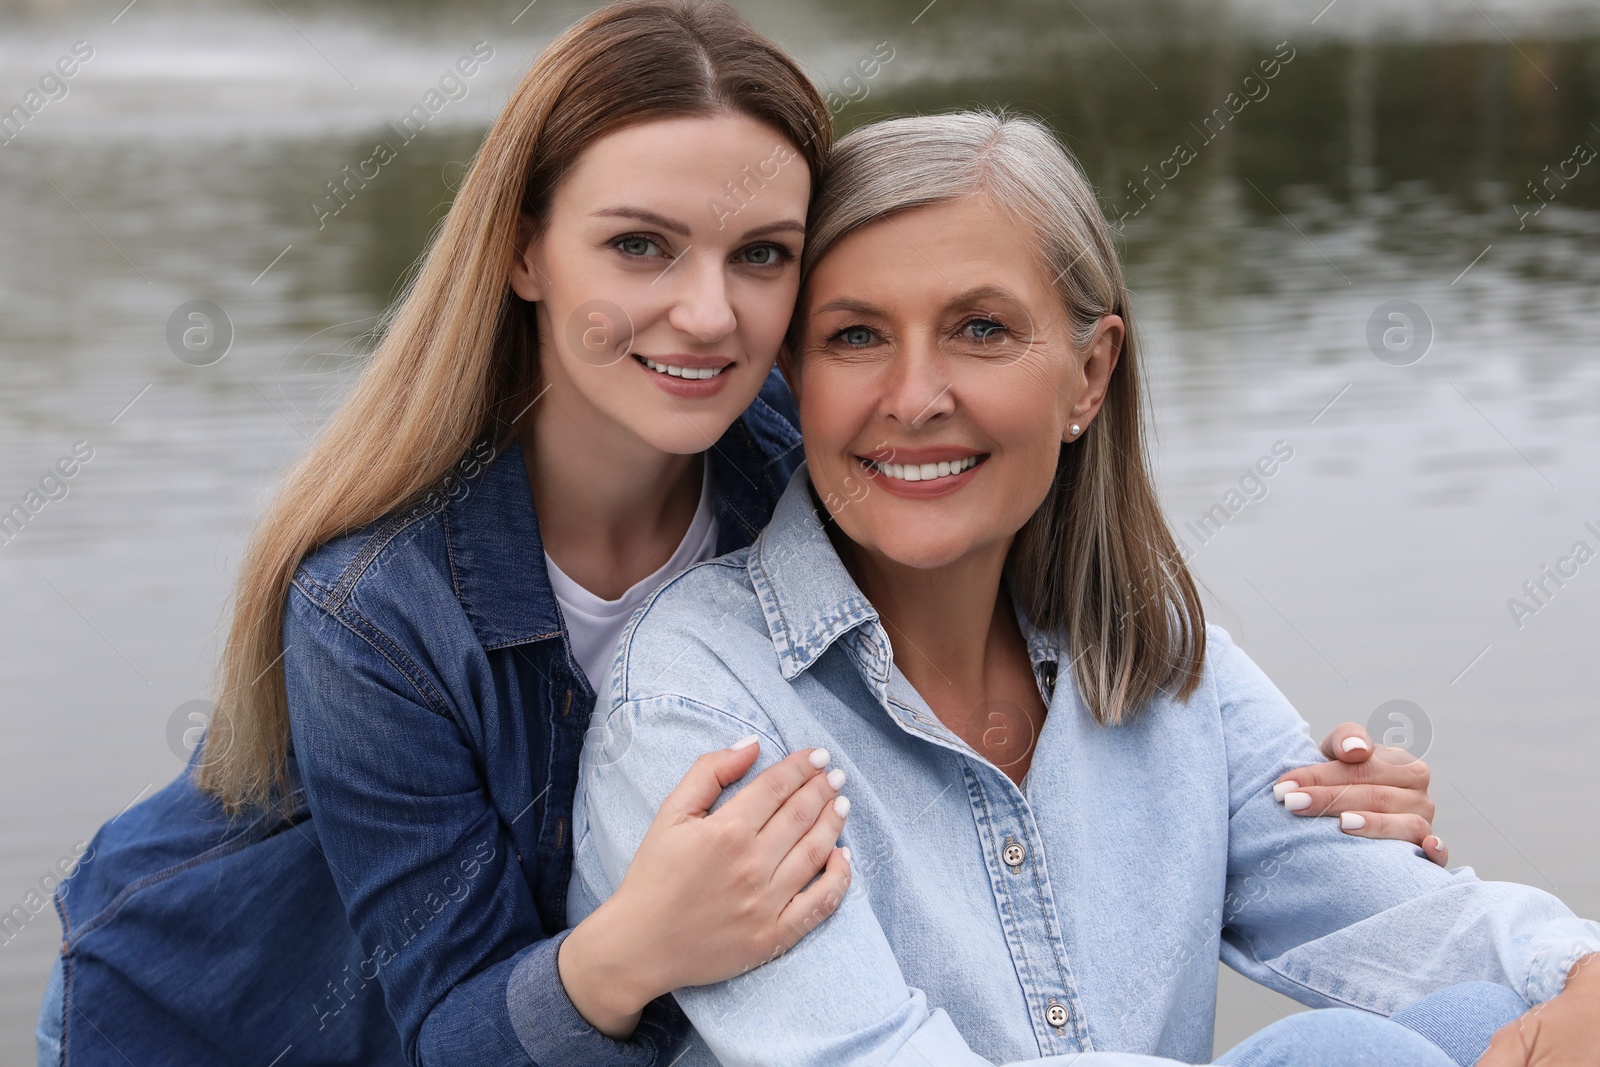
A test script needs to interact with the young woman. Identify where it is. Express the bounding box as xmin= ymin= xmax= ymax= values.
xmin=568 ymin=111 xmax=1600 ymax=1066
xmin=42 ymin=5 xmax=1444 ymax=1066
